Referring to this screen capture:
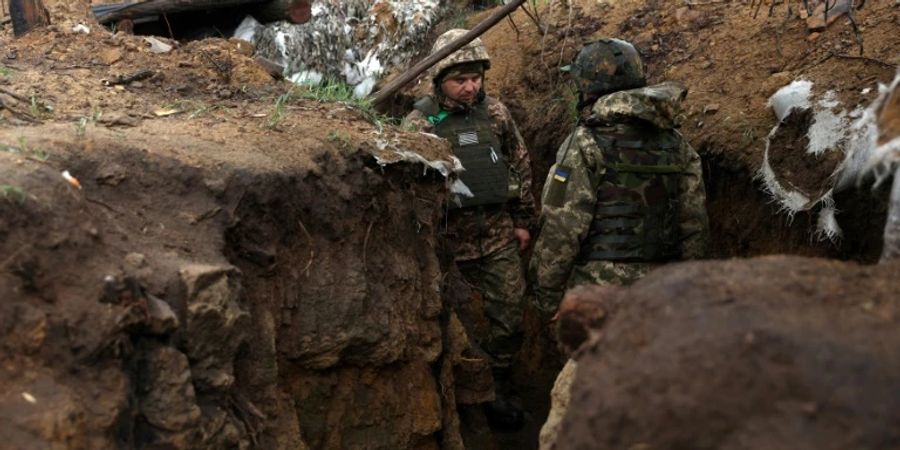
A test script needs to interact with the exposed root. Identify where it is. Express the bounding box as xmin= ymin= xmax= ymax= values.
xmin=298 ymin=218 xmax=315 ymax=277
